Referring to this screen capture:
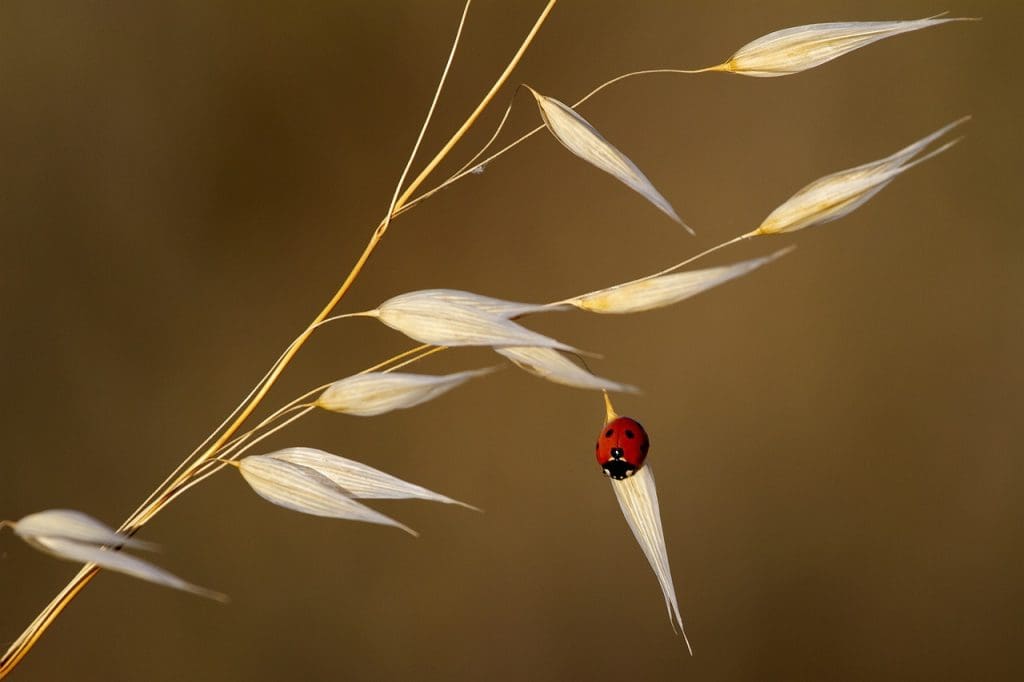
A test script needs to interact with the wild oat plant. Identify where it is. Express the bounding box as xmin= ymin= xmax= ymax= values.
xmin=0 ymin=3 xmax=972 ymax=675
